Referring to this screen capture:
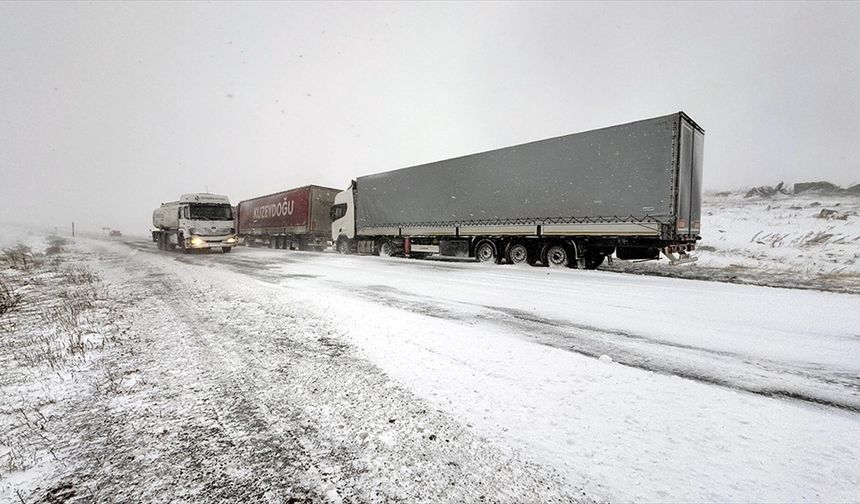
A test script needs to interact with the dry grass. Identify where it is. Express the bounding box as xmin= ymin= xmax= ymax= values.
xmin=2 ymin=245 xmax=36 ymax=270
xmin=0 ymin=273 xmax=20 ymax=315
xmin=0 ymin=242 xmax=114 ymax=472
xmin=44 ymin=235 xmax=67 ymax=255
